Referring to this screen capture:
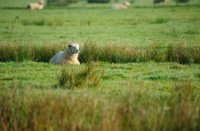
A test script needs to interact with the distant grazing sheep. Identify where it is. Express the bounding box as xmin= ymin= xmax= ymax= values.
xmin=27 ymin=0 xmax=44 ymax=10
xmin=112 ymin=1 xmax=130 ymax=9
xmin=49 ymin=43 xmax=80 ymax=65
